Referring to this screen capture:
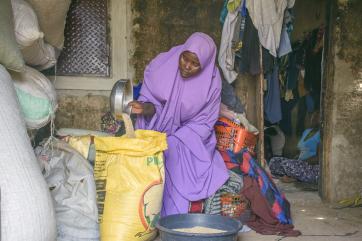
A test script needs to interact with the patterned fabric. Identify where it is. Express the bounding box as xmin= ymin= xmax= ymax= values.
xmin=189 ymin=200 xmax=204 ymax=213
xmin=100 ymin=111 xmax=126 ymax=136
xmin=204 ymin=171 xmax=244 ymax=215
xmin=241 ymin=151 xmax=292 ymax=224
xmin=220 ymin=150 xmax=243 ymax=175
xmin=269 ymin=157 xmax=319 ymax=183
xmin=220 ymin=149 xmax=292 ymax=224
